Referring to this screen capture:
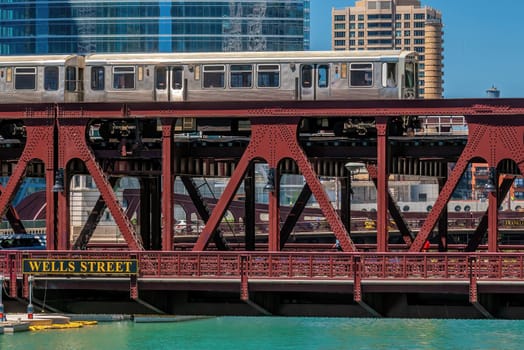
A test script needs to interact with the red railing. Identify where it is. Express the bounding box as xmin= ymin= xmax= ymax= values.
xmin=1 ymin=251 xmax=524 ymax=281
